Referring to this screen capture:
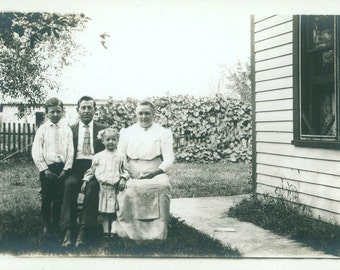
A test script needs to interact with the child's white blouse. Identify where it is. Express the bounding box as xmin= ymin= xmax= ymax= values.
xmin=83 ymin=150 xmax=129 ymax=185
